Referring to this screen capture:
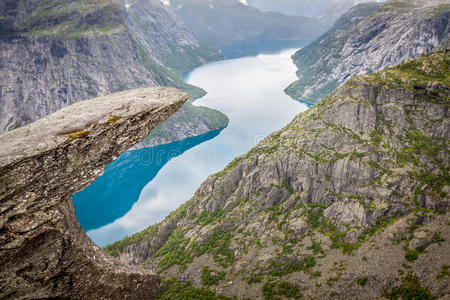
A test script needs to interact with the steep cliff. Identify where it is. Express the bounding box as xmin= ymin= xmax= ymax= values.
xmin=317 ymin=0 xmax=386 ymax=26
xmin=0 ymin=87 xmax=189 ymax=299
xmin=0 ymin=0 xmax=228 ymax=144
xmin=107 ymin=50 xmax=449 ymax=299
xmin=164 ymin=0 xmax=328 ymax=47
xmin=285 ymin=0 xmax=450 ymax=104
